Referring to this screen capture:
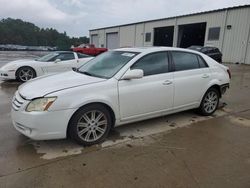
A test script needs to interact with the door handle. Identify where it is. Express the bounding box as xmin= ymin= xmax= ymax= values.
xmin=202 ymin=74 xmax=209 ymax=78
xmin=163 ymin=80 xmax=173 ymax=85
